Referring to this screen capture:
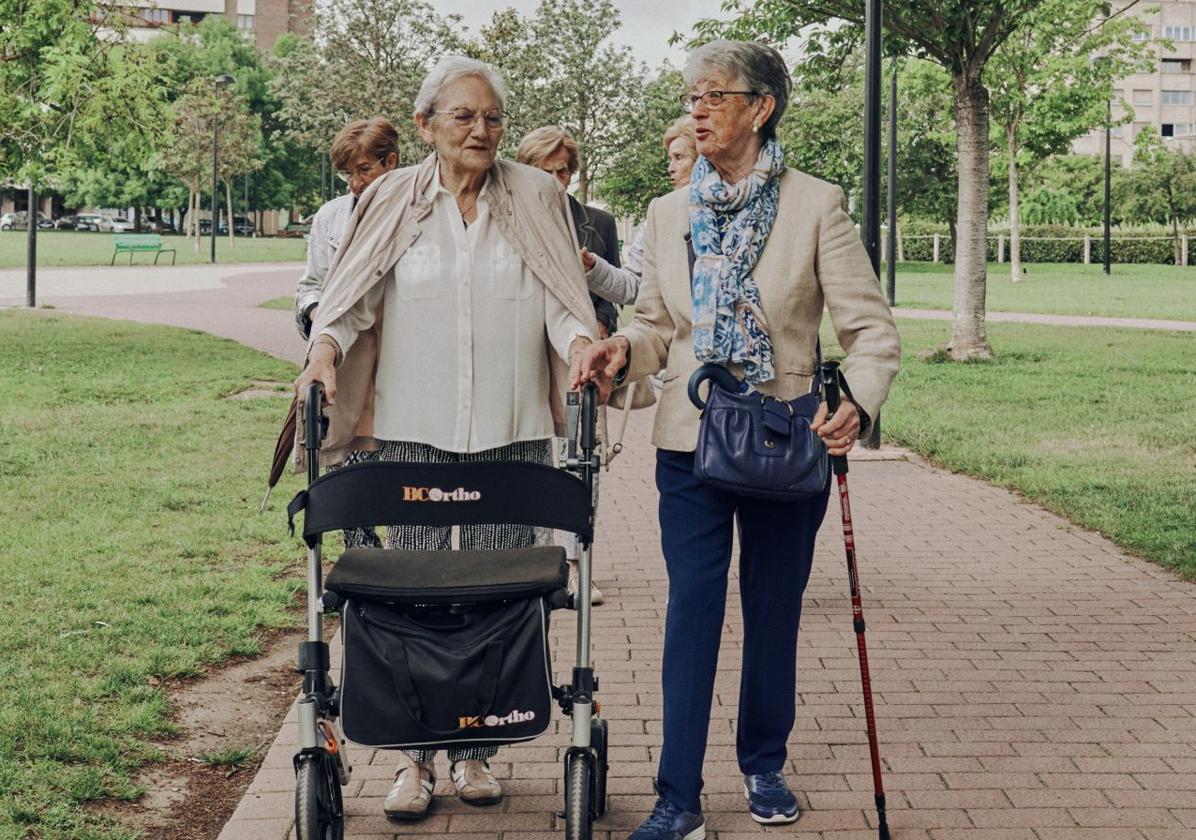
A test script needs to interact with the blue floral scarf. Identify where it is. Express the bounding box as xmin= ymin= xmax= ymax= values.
xmin=688 ymin=138 xmax=785 ymax=385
